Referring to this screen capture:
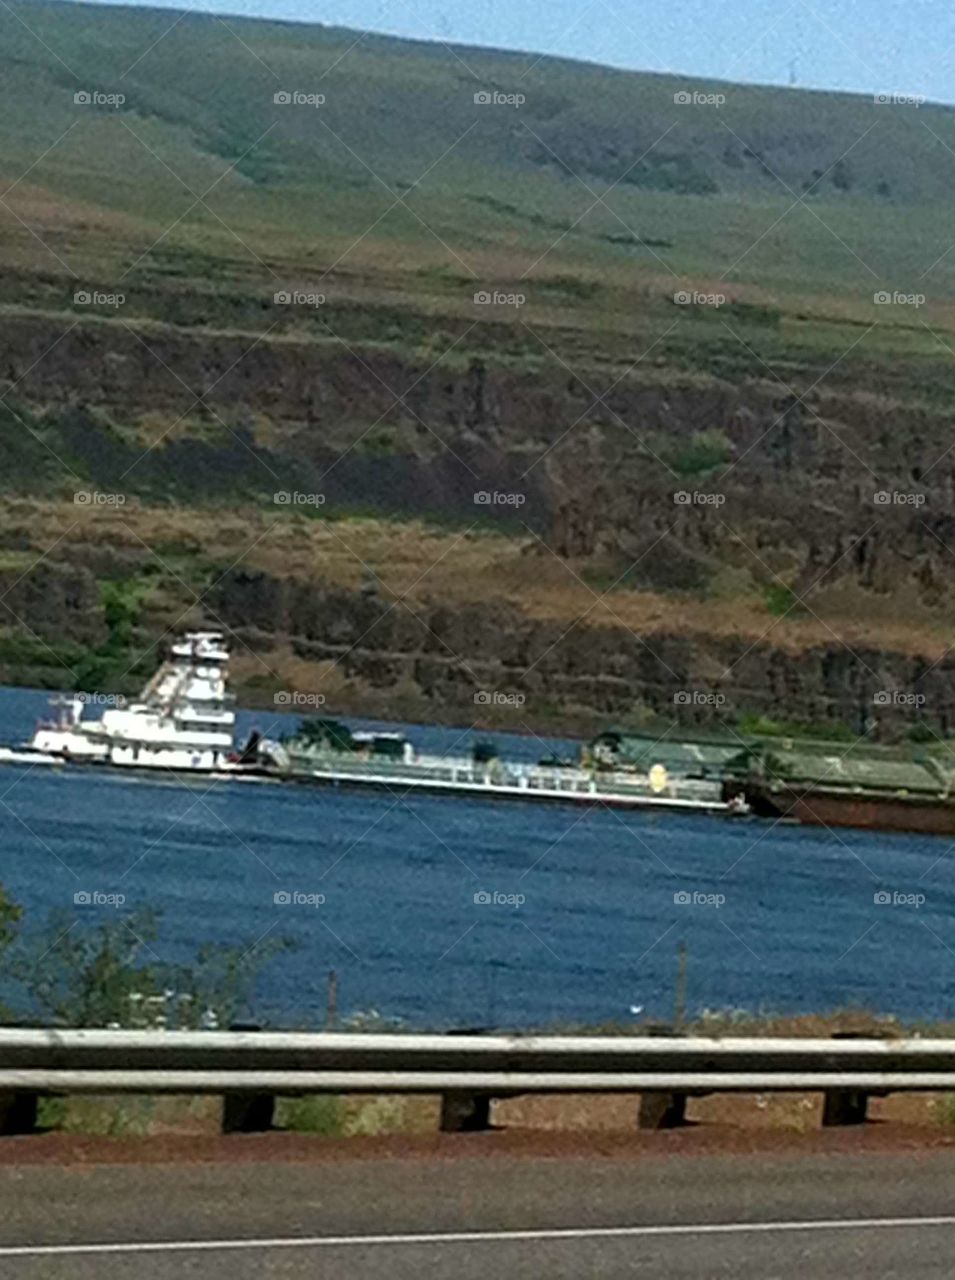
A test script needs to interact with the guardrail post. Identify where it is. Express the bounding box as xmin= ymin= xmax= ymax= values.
xmin=821 ymin=1031 xmax=871 ymax=1127
xmin=0 ymin=1093 xmax=38 ymax=1136
xmin=439 ymin=1091 xmax=491 ymax=1132
xmin=637 ymin=1090 xmax=687 ymax=1129
xmin=439 ymin=1027 xmax=492 ymax=1132
xmin=221 ymin=1092 xmax=276 ymax=1134
xmin=821 ymin=1089 xmax=868 ymax=1126
xmin=637 ymin=1022 xmax=688 ymax=1130
xmin=219 ymin=1022 xmax=275 ymax=1133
